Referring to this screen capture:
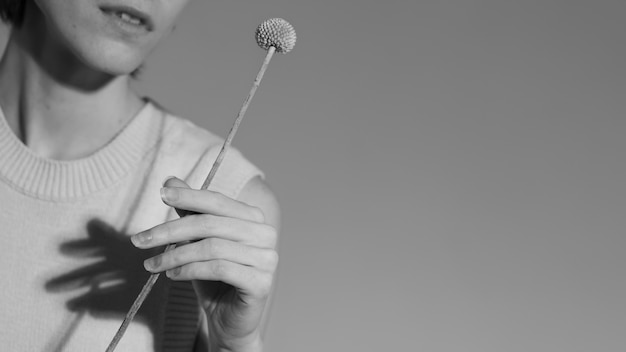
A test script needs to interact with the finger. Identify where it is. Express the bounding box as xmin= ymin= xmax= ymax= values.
xmin=143 ymin=238 xmax=278 ymax=274
xmin=160 ymin=186 xmax=265 ymax=223
xmin=163 ymin=176 xmax=191 ymax=189
xmin=131 ymin=214 xmax=277 ymax=249
xmin=163 ymin=176 xmax=195 ymax=218
xmin=166 ymin=260 xmax=274 ymax=299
